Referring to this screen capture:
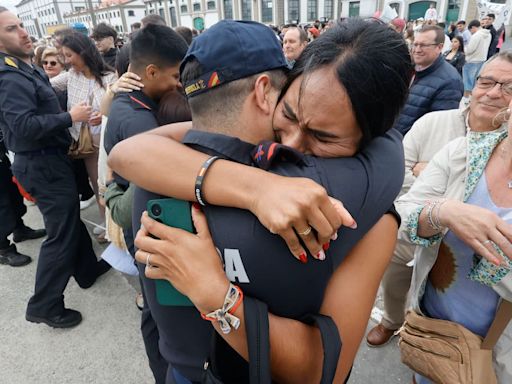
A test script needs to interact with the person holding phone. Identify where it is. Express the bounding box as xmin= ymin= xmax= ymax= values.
xmin=110 ymin=19 xmax=412 ymax=383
